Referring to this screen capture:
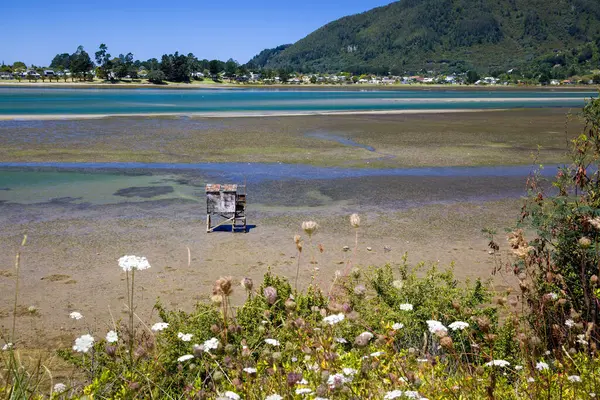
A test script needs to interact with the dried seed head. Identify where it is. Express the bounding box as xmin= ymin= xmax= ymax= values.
xmin=350 ymin=213 xmax=361 ymax=228
xmin=579 ymin=236 xmax=592 ymax=248
xmin=214 ymin=276 xmax=233 ymax=296
xmin=302 ymin=221 xmax=318 ymax=236
xmin=211 ymin=294 xmax=223 ymax=305
xmin=241 ymin=277 xmax=254 ymax=291
xmin=285 ymin=298 xmax=297 ymax=311
xmin=589 ymin=216 xmax=600 ymax=229
xmin=591 ymin=275 xmax=599 ymax=286
xmin=293 ymin=234 xmax=301 ymax=244
xmin=476 ymin=316 xmax=491 ymax=333
xmin=440 ymin=336 xmax=454 ymax=350
xmin=263 ymin=286 xmax=278 ymax=305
